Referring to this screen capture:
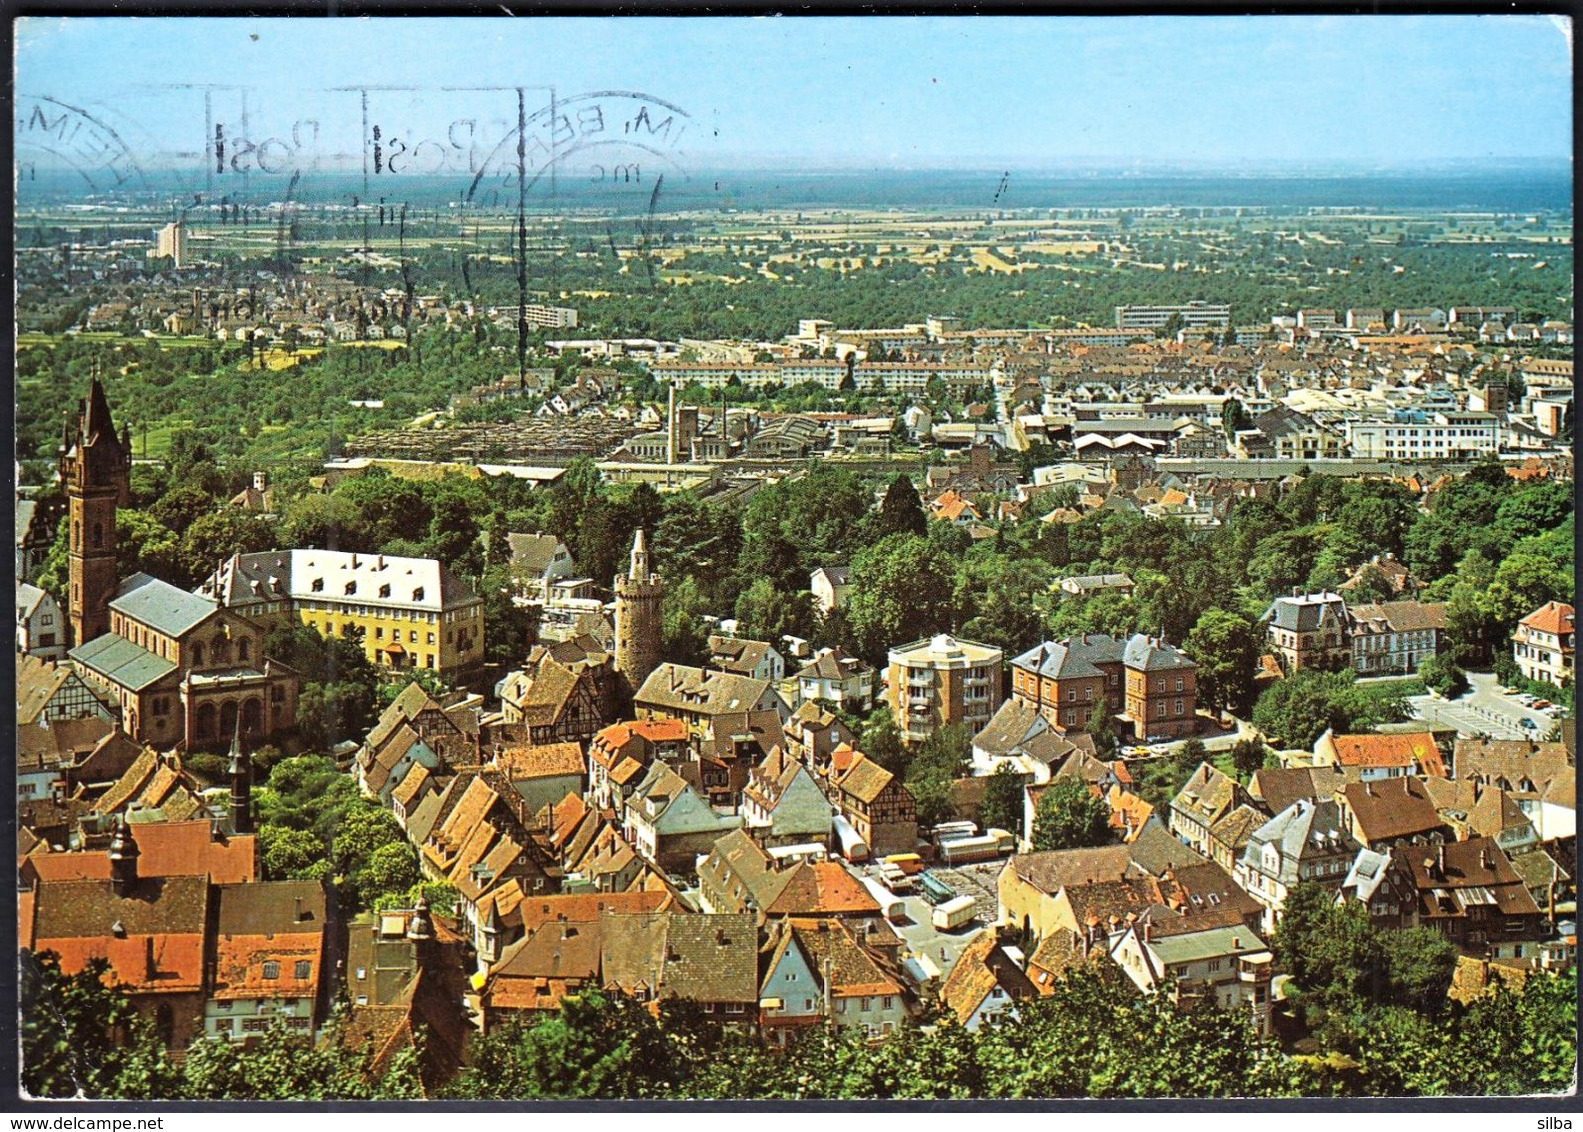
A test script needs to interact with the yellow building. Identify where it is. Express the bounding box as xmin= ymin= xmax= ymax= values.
xmin=198 ymin=550 xmax=485 ymax=684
